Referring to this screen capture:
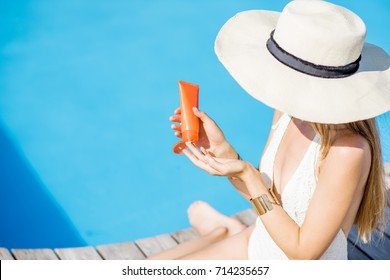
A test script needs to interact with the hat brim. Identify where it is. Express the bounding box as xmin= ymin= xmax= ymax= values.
xmin=215 ymin=10 xmax=390 ymax=124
